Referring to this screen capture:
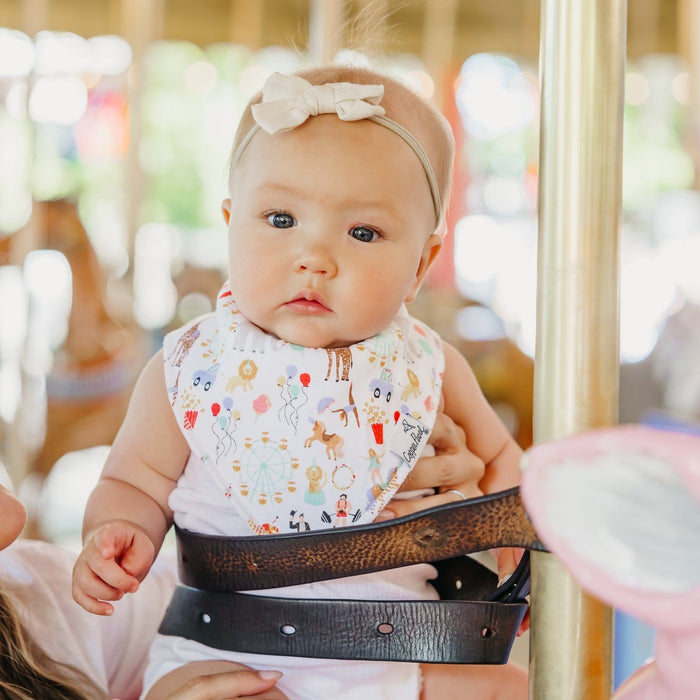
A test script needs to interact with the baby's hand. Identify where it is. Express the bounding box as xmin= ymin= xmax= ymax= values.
xmin=72 ymin=520 xmax=155 ymax=615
